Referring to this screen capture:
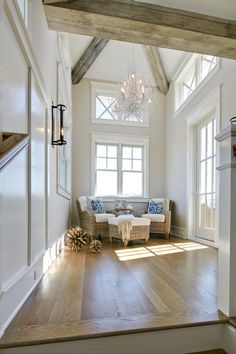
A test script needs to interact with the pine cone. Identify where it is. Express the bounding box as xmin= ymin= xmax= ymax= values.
xmin=89 ymin=240 xmax=102 ymax=253
xmin=65 ymin=226 xmax=88 ymax=252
